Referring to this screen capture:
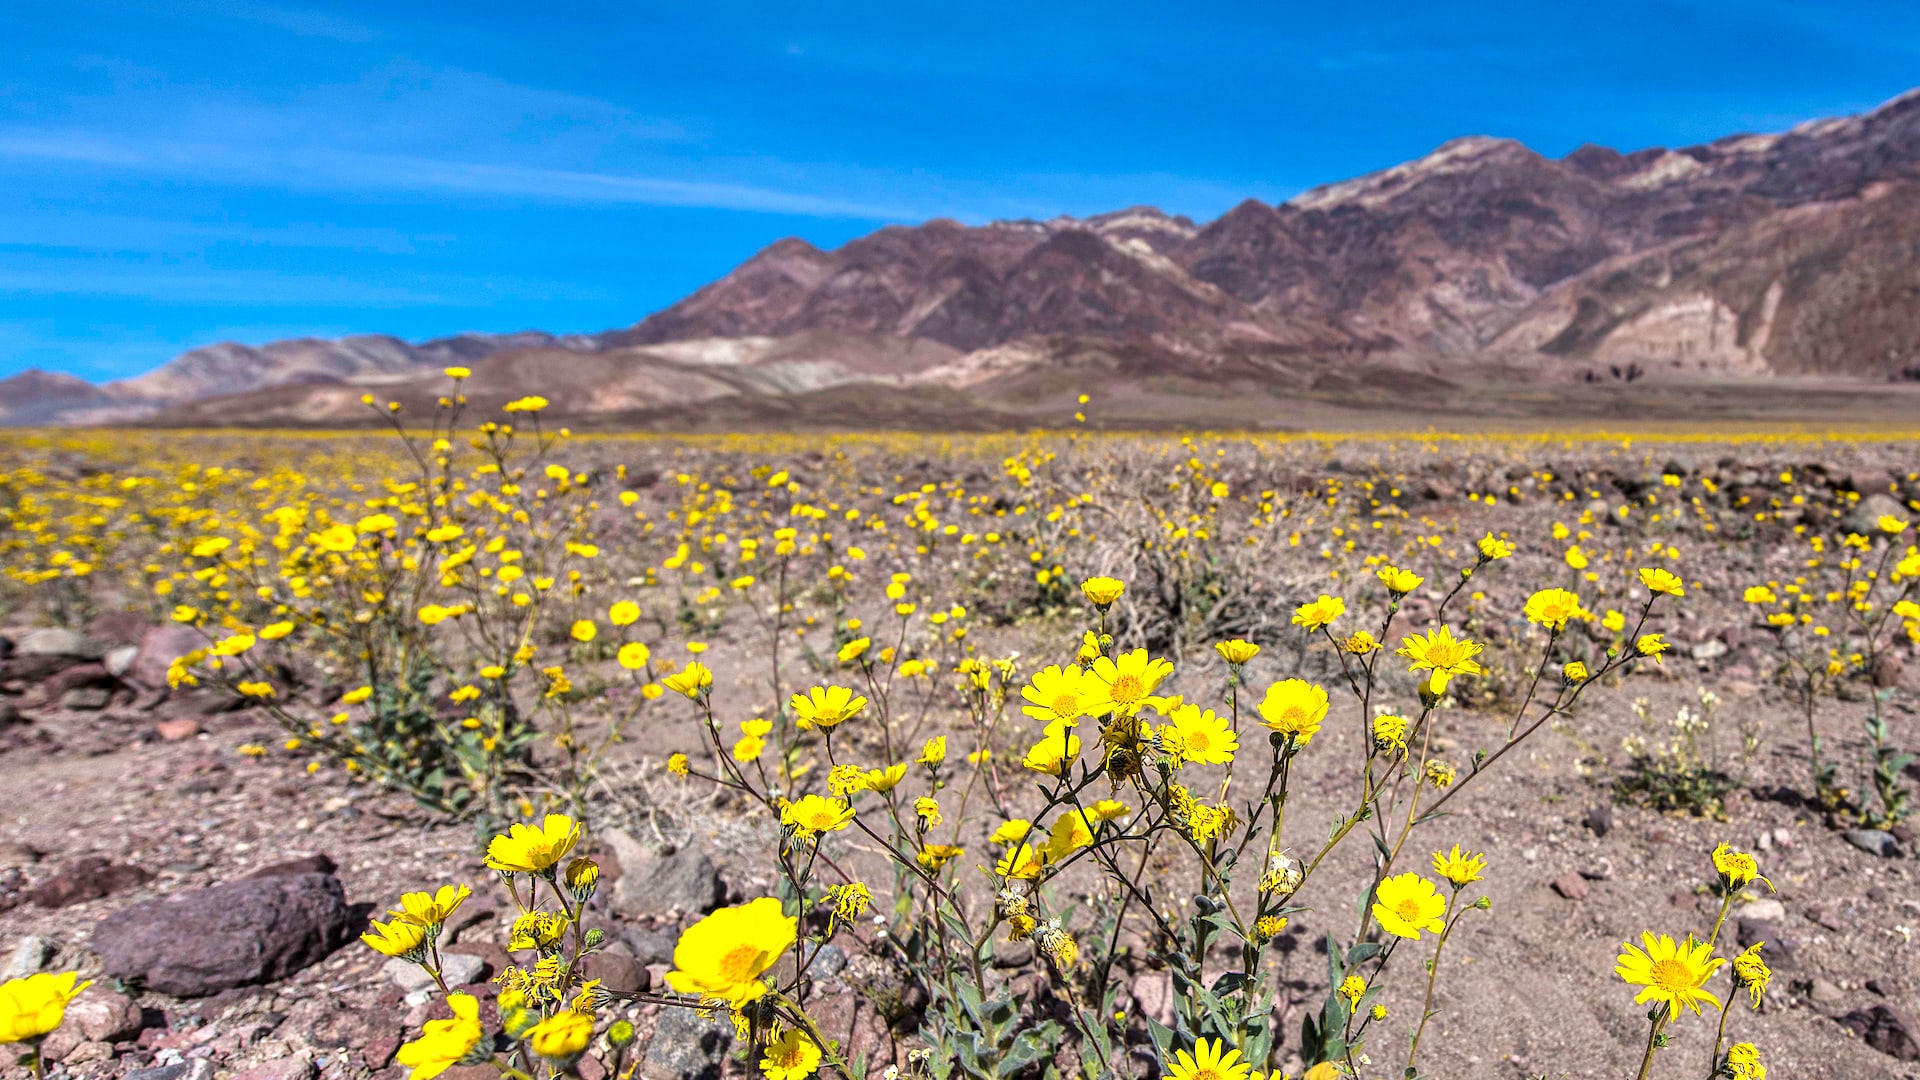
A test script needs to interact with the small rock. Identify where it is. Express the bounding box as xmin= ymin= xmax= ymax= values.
xmin=582 ymin=951 xmax=648 ymax=993
xmin=809 ymin=942 xmax=847 ymax=979
xmin=1583 ymin=804 xmax=1613 ymax=838
xmin=155 ymin=719 xmax=203 ymax=741
xmin=59 ymin=686 xmax=112 ymax=710
xmin=1845 ymin=829 xmax=1902 ymax=858
xmin=992 ymin=939 xmax=1033 ymax=968
xmin=1840 ymin=1003 xmax=1920 ymax=1061
xmin=62 ymin=985 xmax=145 ymax=1041
xmin=1736 ymin=919 xmax=1794 ymax=965
xmin=640 ymin=1006 xmax=733 ymax=1080
xmin=0 ymin=702 xmax=21 ymax=729
xmin=127 ymin=625 xmax=209 ymax=691
xmin=604 ymin=832 xmax=724 ymax=918
xmin=229 ymin=1057 xmax=318 ymax=1080
xmin=30 ymin=855 xmax=154 ymax=908
xmin=125 ymin=1065 xmax=190 ymax=1080
xmin=1809 ymin=977 xmax=1847 ymax=1008
xmin=1669 ymin=891 xmax=1697 ymax=912
xmin=243 ymin=854 xmax=338 ymax=879
xmin=2 ymin=934 xmax=55 ymax=978
xmin=1689 ymin=639 xmax=1728 ymax=661
xmin=1739 ymin=898 xmax=1786 ymax=922
xmin=51 ymin=1039 xmax=113 ymax=1065
xmin=16 ymin=628 xmax=103 ymax=659
xmin=93 ymin=871 xmax=356 ymax=997
xmin=1550 ymin=873 xmax=1589 ymax=900
xmin=104 ymin=645 xmax=140 ymax=677
xmin=622 ymin=925 xmax=676 ymax=966
xmin=1874 ymin=654 xmax=1905 ymax=689
xmin=385 ymin=951 xmax=487 ymax=993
